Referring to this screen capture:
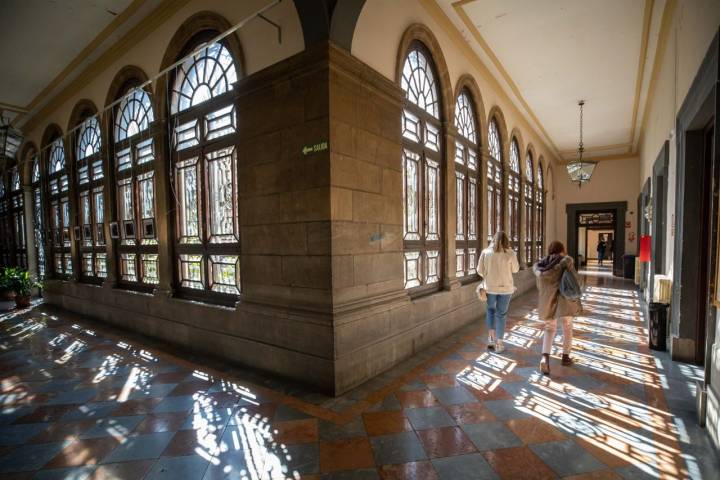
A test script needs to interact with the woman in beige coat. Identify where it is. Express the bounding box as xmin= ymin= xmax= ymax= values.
xmin=533 ymin=240 xmax=582 ymax=375
xmin=477 ymin=231 xmax=520 ymax=353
